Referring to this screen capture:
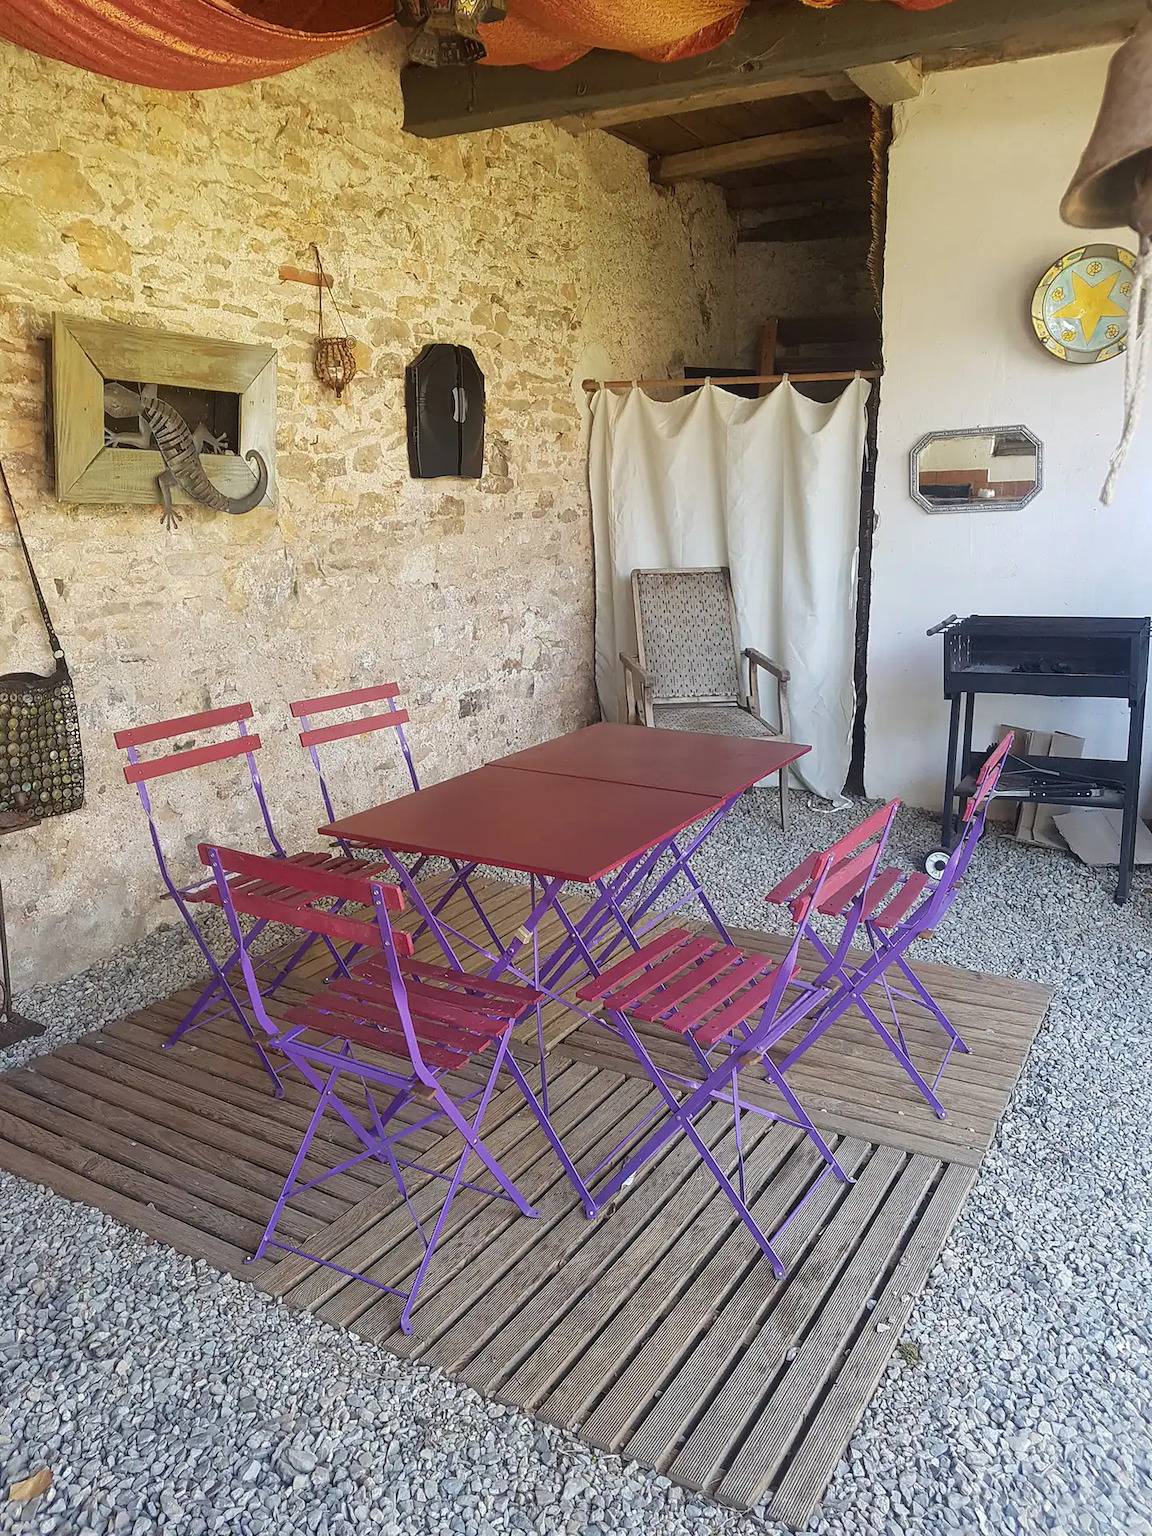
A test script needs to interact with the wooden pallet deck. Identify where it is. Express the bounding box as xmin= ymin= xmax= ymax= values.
xmin=0 ymin=872 xmax=1051 ymax=1528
